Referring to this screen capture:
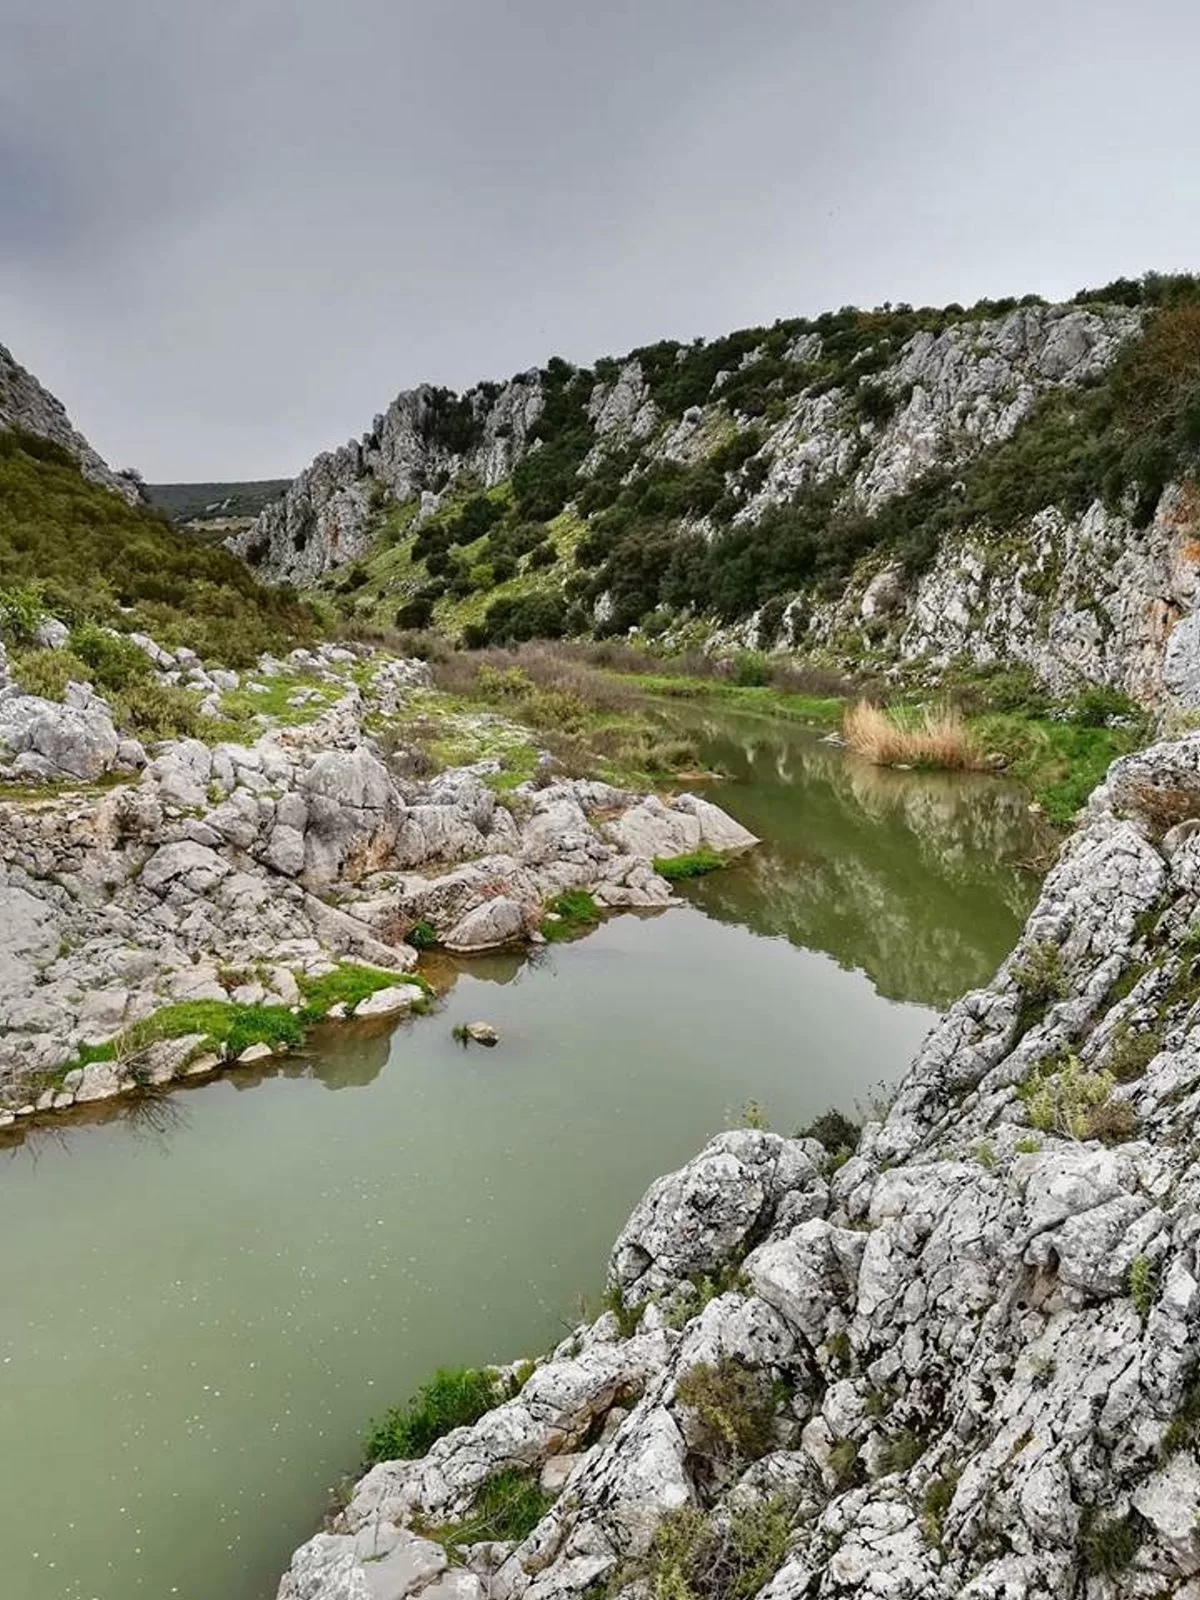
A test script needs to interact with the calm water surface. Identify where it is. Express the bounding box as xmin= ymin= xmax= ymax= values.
xmin=0 ymin=713 xmax=1048 ymax=1600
